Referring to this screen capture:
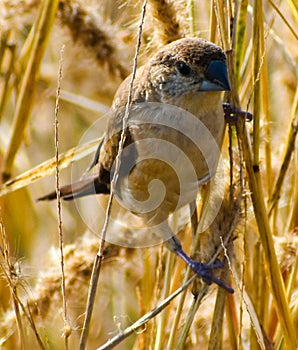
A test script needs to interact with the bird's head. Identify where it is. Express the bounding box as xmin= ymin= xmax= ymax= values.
xmin=148 ymin=38 xmax=231 ymax=102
